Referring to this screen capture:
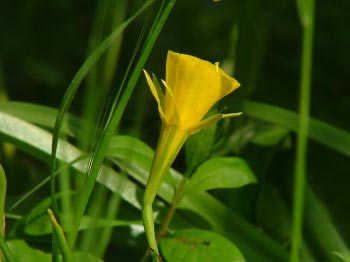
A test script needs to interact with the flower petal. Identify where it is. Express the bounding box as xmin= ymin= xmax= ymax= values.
xmin=165 ymin=51 xmax=240 ymax=130
xmin=186 ymin=112 xmax=242 ymax=134
xmin=143 ymin=70 xmax=167 ymax=122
